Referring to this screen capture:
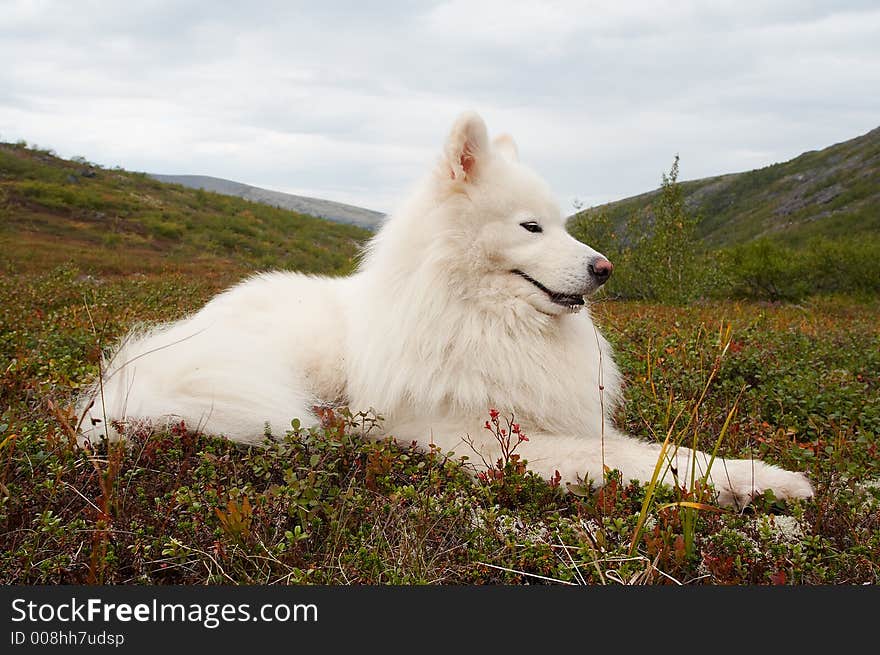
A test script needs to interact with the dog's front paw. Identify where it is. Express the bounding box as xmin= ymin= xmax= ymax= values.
xmin=713 ymin=460 xmax=813 ymax=509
